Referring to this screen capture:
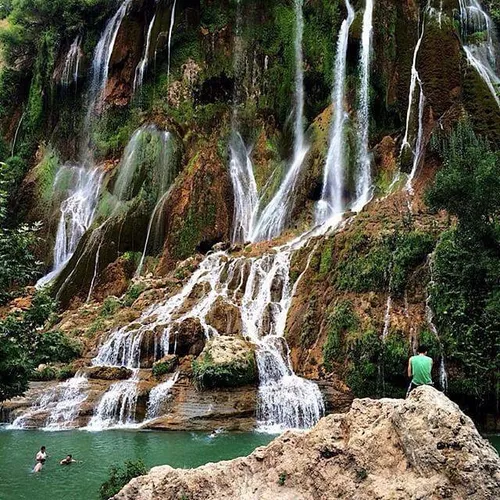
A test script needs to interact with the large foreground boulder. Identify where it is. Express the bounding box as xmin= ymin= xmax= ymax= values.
xmin=114 ymin=387 xmax=500 ymax=499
